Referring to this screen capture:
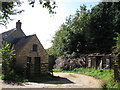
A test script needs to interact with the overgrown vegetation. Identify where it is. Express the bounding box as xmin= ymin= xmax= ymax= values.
xmin=0 ymin=42 xmax=16 ymax=81
xmin=53 ymin=68 xmax=120 ymax=88
xmin=0 ymin=42 xmax=27 ymax=82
